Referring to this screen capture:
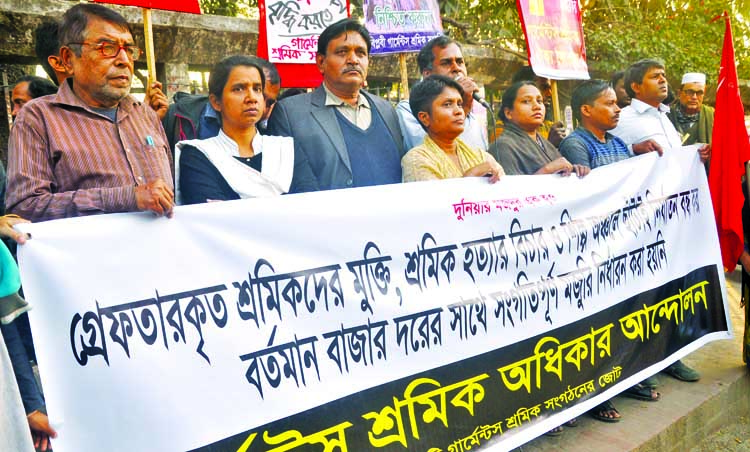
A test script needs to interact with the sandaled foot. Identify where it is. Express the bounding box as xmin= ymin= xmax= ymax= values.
xmin=590 ymin=400 xmax=621 ymax=423
xmin=563 ymin=417 xmax=578 ymax=427
xmin=544 ymin=425 xmax=564 ymax=436
xmin=664 ymin=360 xmax=700 ymax=382
xmin=622 ymin=383 xmax=660 ymax=402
